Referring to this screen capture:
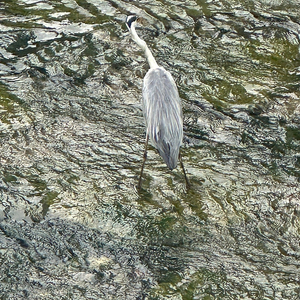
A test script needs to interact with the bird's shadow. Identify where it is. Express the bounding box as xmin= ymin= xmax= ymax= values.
xmin=135 ymin=175 xmax=207 ymax=221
